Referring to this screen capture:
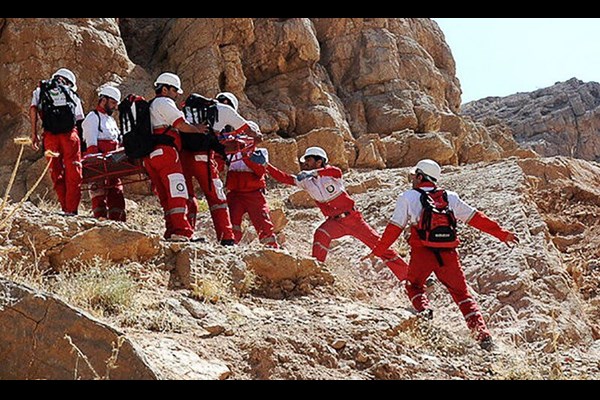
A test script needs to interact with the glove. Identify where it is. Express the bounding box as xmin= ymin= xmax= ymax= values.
xmin=249 ymin=150 xmax=267 ymax=165
xmin=296 ymin=170 xmax=318 ymax=182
